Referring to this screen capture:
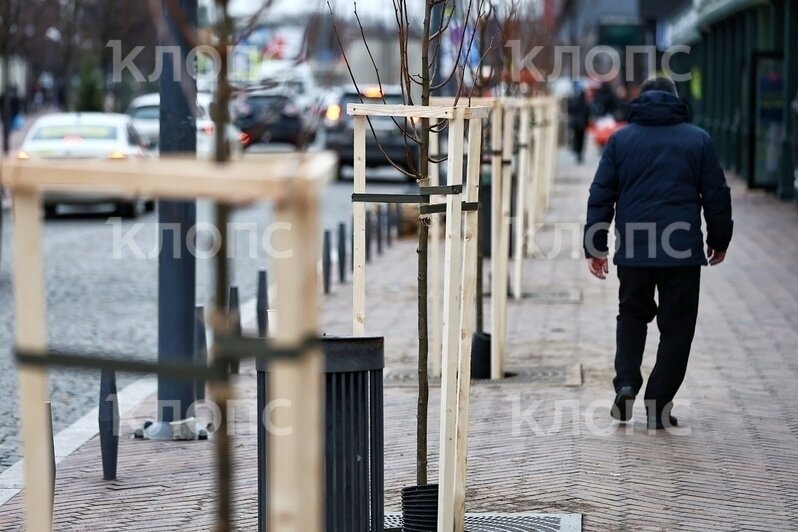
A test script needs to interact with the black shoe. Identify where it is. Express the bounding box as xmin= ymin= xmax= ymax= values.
xmin=647 ymin=410 xmax=678 ymax=430
xmin=611 ymin=385 xmax=636 ymax=422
